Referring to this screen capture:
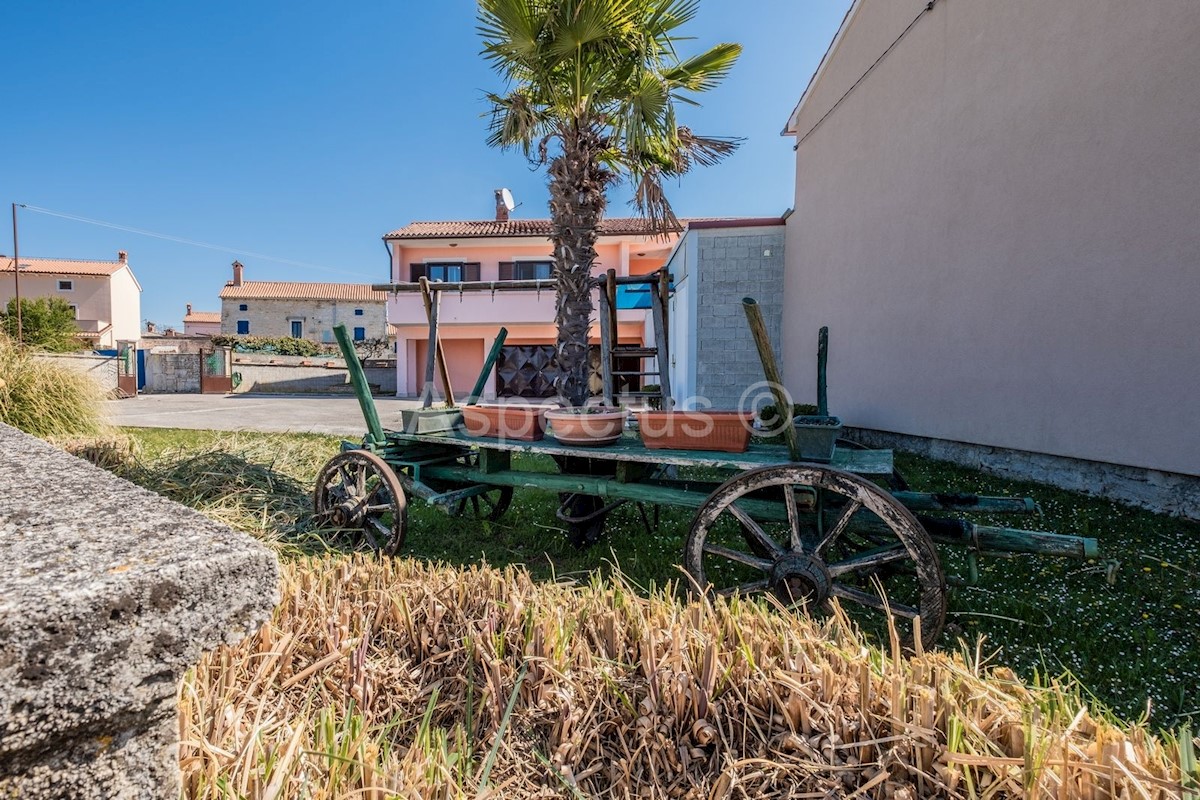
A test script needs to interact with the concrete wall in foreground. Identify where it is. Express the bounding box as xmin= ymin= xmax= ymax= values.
xmin=0 ymin=424 xmax=278 ymax=797
xmin=232 ymin=363 xmax=397 ymax=395
xmin=783 ymin=0 xmax=1200 ymax=479
xmin=32 ymin=352 xmax=118 ymax=394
